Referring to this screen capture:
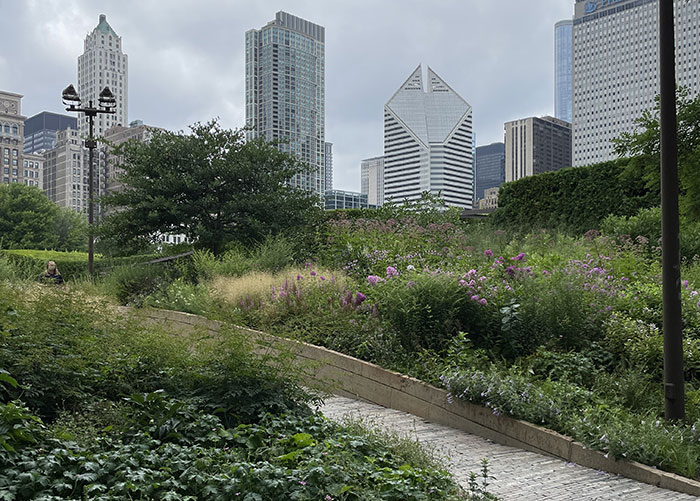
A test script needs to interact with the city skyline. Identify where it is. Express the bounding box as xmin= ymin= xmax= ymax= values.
xmin=1 ymin=1 xmax=571 ymax=192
